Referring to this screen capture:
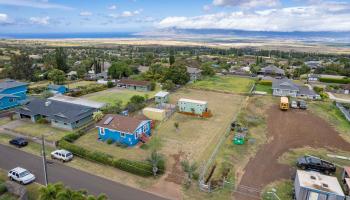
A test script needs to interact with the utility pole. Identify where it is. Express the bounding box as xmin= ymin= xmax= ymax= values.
xmin=41 ymin=135 xmax=48 ymax=186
